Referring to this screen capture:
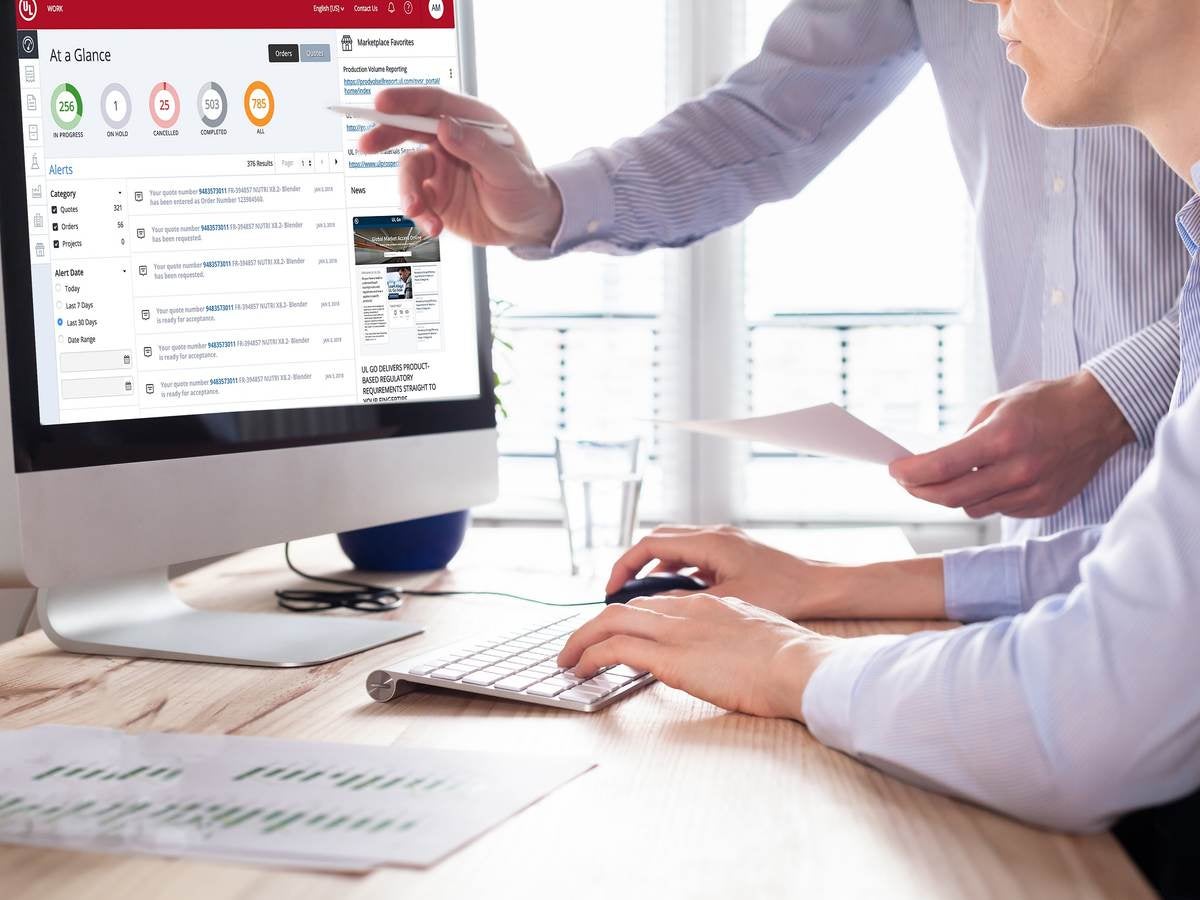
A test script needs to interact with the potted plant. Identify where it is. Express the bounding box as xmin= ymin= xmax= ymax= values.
xmin=336 ymin=299 xmax=511 ymax=572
